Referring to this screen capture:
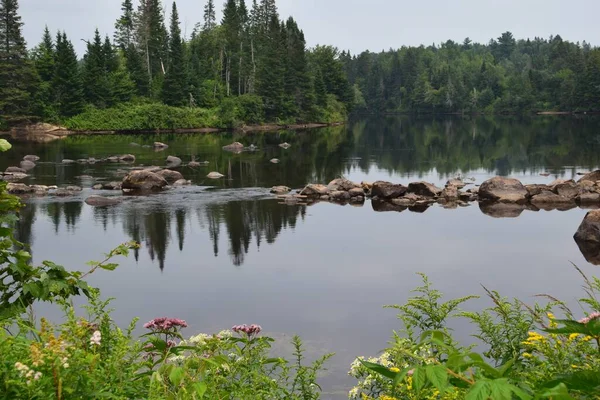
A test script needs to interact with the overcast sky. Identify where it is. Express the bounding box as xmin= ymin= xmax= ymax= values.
xmin=19 ymin=0 xmax=600 ymax=56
